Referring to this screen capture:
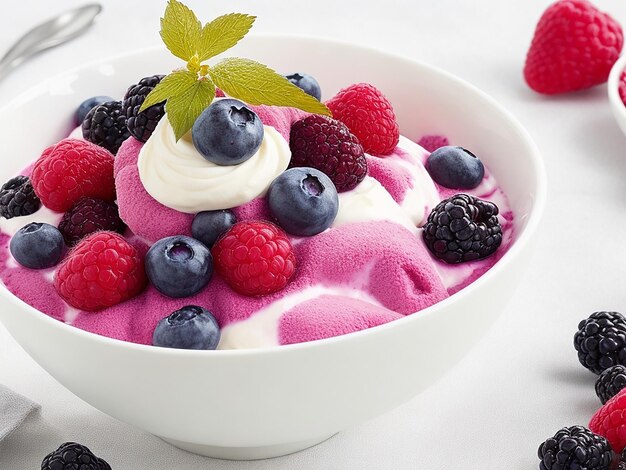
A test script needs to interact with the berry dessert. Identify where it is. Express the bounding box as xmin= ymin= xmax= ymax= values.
xmin=0 ymin=0 xmax=515 ymax=351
